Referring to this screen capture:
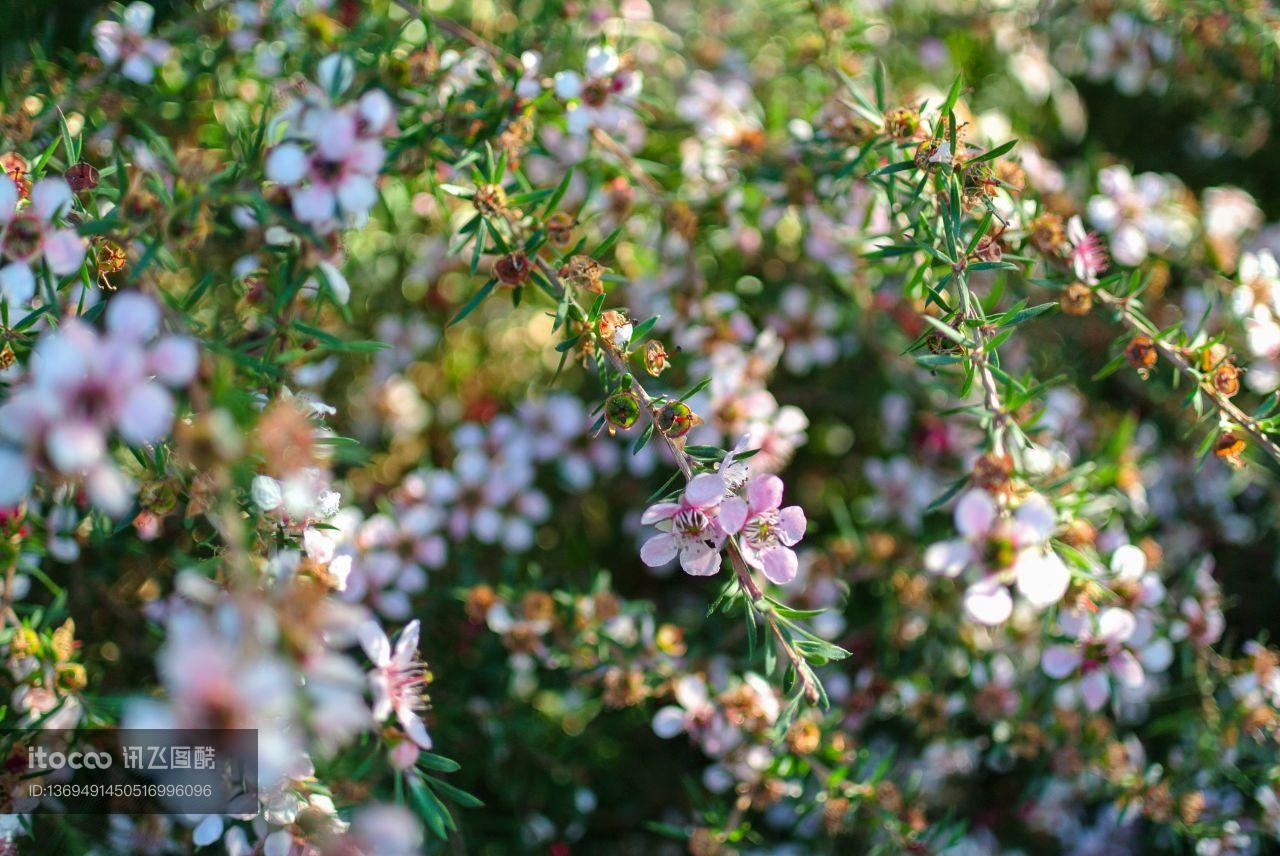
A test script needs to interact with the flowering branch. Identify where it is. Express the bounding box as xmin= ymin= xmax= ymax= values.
xmin=1096 ymin=286 xmax=1280 ymax=466
xmin=530 ymin=256 xmax=827 ymax=704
